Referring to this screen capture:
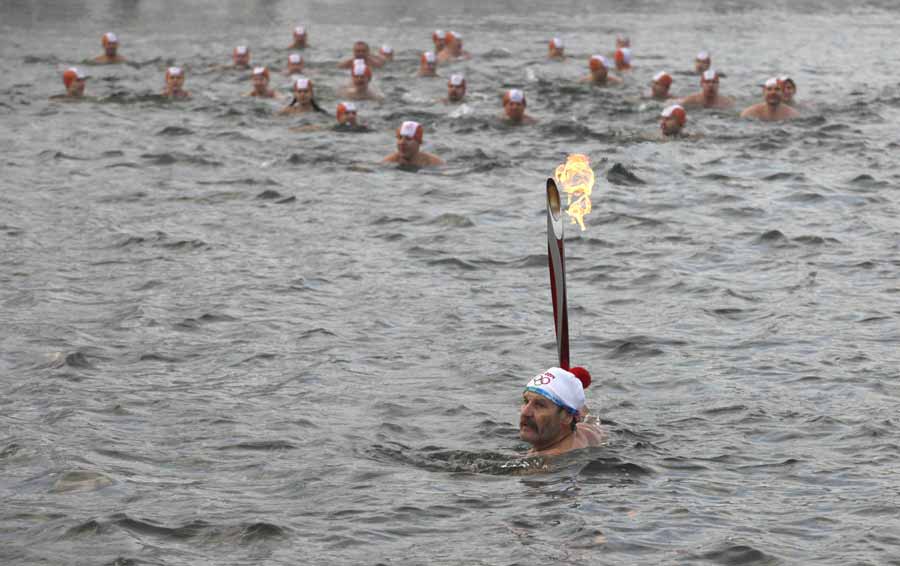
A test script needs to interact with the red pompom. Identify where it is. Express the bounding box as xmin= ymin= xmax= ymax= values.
xmin=570 ymin=366 xmax=591 ymax=390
